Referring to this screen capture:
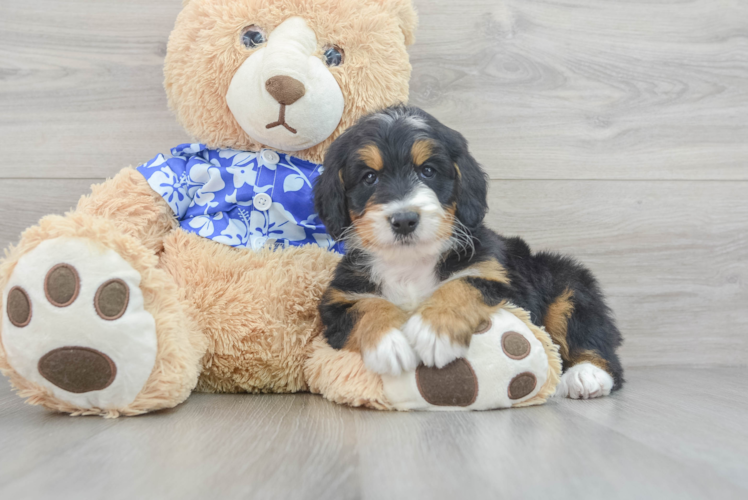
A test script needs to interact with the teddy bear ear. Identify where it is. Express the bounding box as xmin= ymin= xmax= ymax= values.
xmin=377 ymin=0 xmax=418 ymax=46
